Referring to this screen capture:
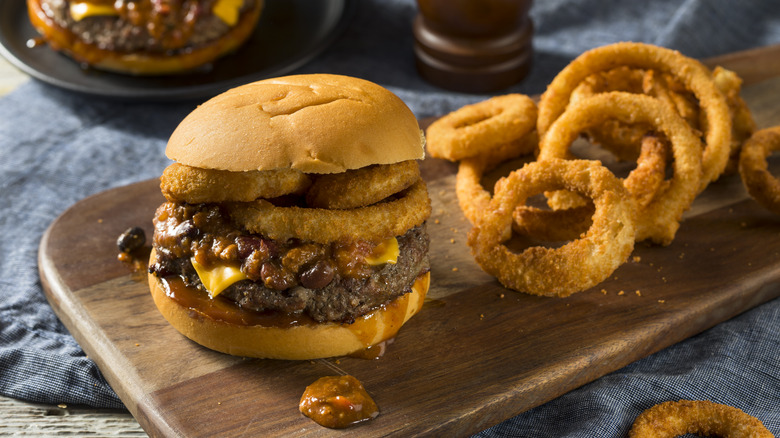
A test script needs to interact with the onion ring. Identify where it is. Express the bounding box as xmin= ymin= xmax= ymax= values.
xmin=570 ymin=66 xmax=652 ymax=162
xmin=306 ymin=160 xmax=420 ymax=209
xmin=161 ymin=163 xmax=311 ymax=203
xmin=623 ymin=133 xmax=670 ymax=210
xmin=628 ymin=400 xmax=773 ymax=438
xmin=455 ymin=132 xmax=538 ymax=226
xmin=712 ymin=66 xmax=757 ymax=174
xmin=539 ymin=92 xmax=702 ymax=245
xmin=426 ymin=94 xmax=537 ymax=161
xmin=738 ymin=126 xmax=780 ymax=215
xmin=227 ymin=179 xmax=431 ymax=243
xmin=537 ymin=41 xmax=731 ymax=188
xmin=467 ymin=159 xmax=636 ymax=297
